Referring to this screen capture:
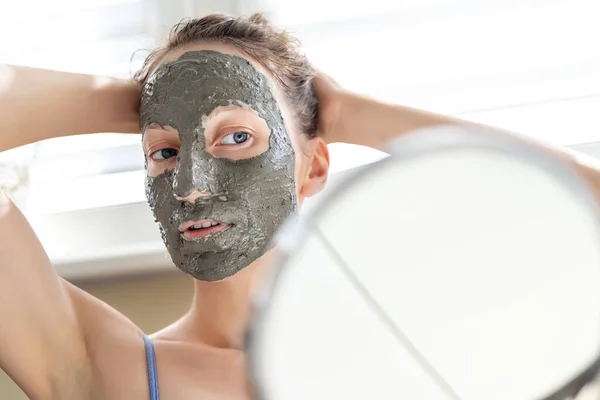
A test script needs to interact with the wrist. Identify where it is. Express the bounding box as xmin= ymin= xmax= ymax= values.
xmin=334 ymin=91 xmax=382 ymax=146
xmin=326 ymin=90 xmax=363 ymax=144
